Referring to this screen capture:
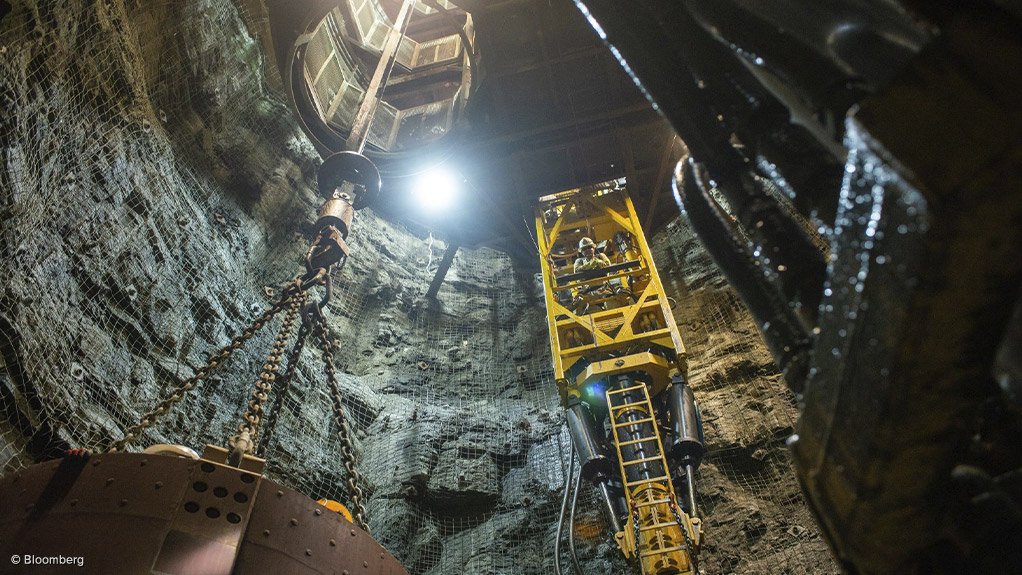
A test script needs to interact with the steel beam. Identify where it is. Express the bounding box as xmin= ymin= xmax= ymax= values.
xmin=345 ymin=0 xmax=417 ymax=153
xmin=426 ymin=244 xmax=459 ymax=299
